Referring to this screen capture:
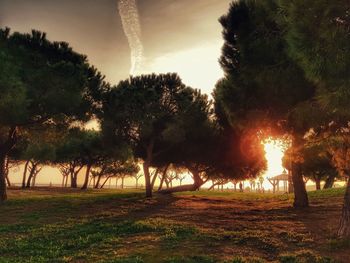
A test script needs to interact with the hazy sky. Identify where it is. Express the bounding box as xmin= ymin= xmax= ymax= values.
xmin=0 ymin=0 xmax=232 ymax=94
